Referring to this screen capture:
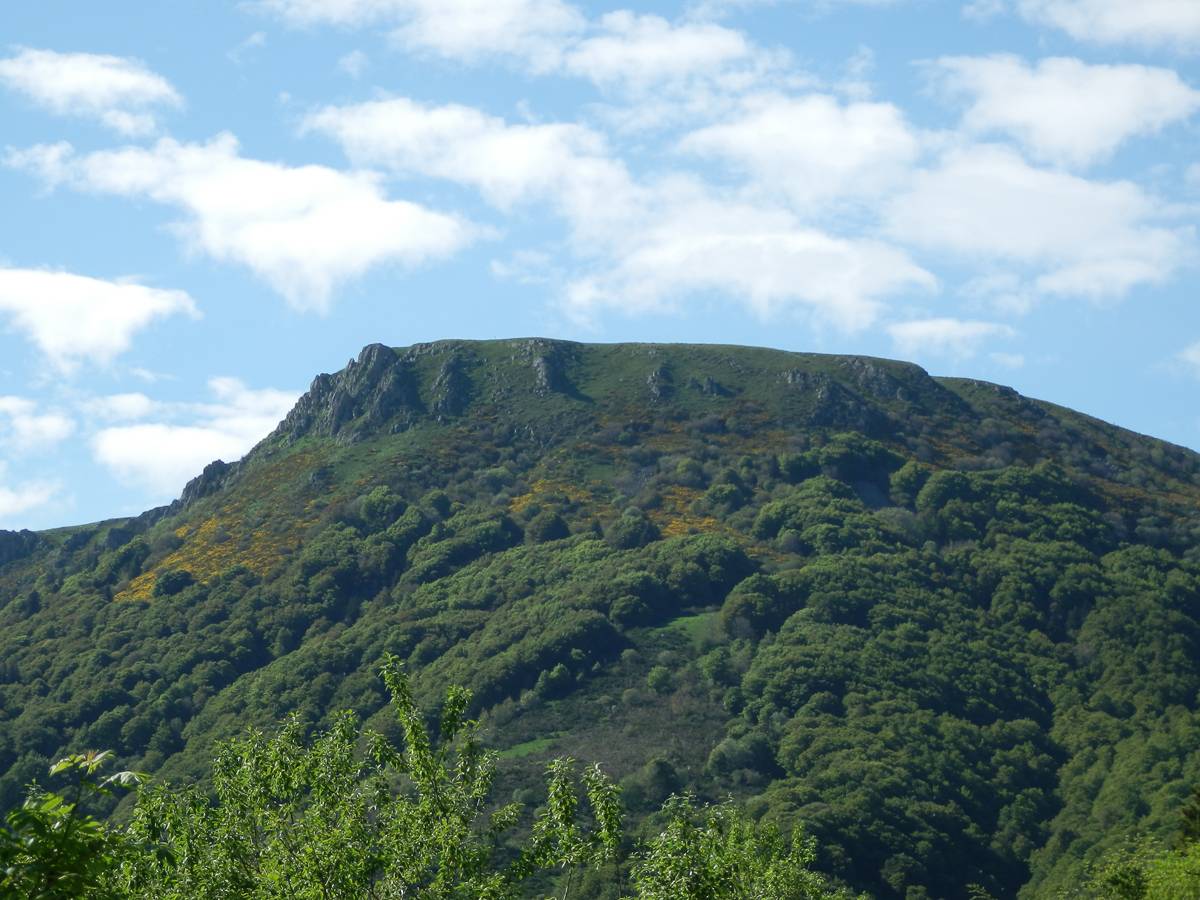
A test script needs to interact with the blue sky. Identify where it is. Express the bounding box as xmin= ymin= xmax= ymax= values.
xmin=0 ymin=0 xmax=1197 ymax=529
